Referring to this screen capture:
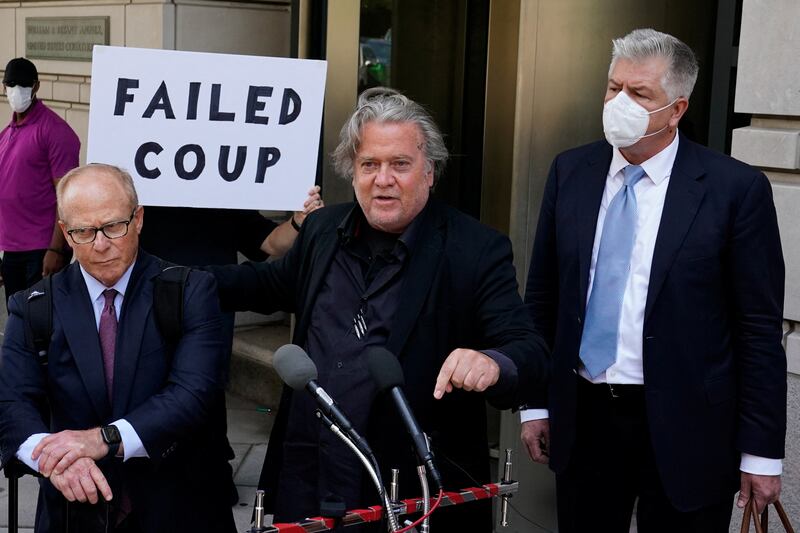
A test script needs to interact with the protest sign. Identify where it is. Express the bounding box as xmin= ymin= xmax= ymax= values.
xmin=87 ymin=46 xmax=327 ymax=210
